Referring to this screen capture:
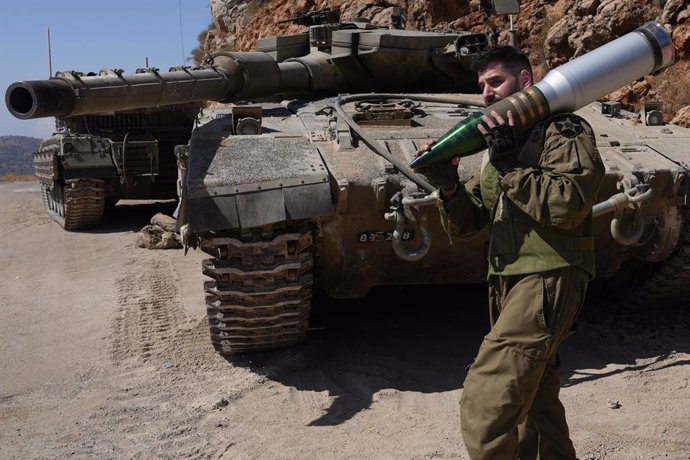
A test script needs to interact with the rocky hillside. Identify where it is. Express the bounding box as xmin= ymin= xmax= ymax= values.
xmin=0 ymin=136 xmax=40 ymax=176
xmin=203 ymin=0 xmax=690 ymax=126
